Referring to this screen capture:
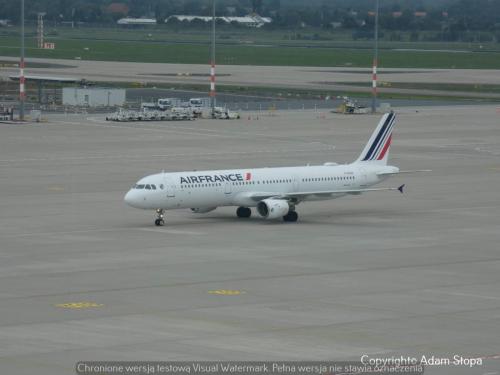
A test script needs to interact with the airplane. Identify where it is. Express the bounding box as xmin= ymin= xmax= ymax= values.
xmin=125 ymin=112 xmax=415 ymax=225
